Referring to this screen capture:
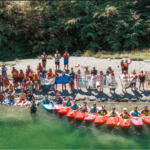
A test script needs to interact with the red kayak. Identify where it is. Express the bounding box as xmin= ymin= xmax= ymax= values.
xmin=142 ymin=116 xmax=150 ymax=124
xmin=119 ymin=118 xmax=131 ymax=127
xmin=94 ymin=115 xmax=108 ymax=124
xmin=106 ymin=117 xmax=119 ymax=126
xmin=58 ymin=107 xmax=71 ymax=114
xmin=66 ymin=110 xmax=78 ymax=118
xmin=75 ymin=112 xmax=88 ymax=120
